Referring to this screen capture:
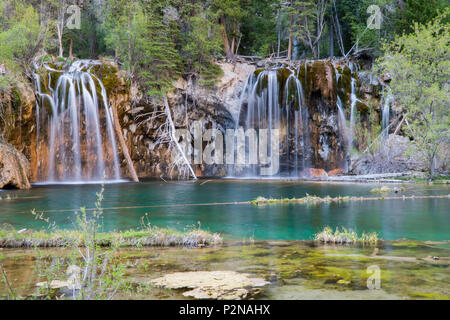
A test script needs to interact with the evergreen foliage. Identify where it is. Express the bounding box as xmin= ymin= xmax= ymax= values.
xmin=376 ymin=10 xmax=450 ymax=177
xmin=0 ymin=0 xmax=448 ymax=97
